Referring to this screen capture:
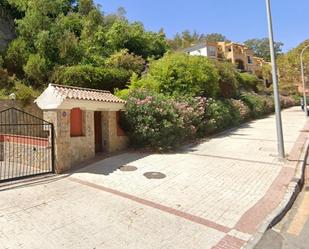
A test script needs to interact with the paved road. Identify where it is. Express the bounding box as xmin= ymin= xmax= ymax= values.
xmin=0 ymin=107 xmax=308 ymax=249
xmin=255 ymin=164 xmax=309 ymax=249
